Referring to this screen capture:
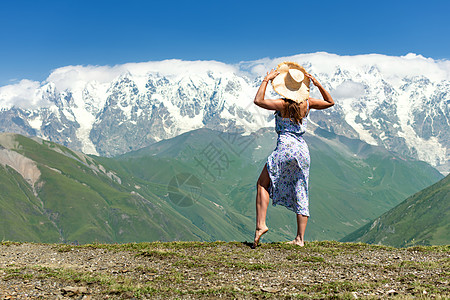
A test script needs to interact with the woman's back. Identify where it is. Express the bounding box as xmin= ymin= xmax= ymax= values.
xmin=274 ymin=100 xmax=309 ymax=136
